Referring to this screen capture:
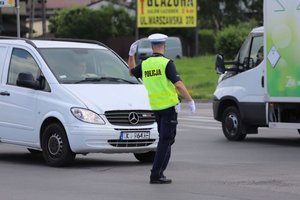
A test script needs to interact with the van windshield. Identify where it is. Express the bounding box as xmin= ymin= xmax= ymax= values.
xmin=39 ymin=48 xmax=139 ymax=84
